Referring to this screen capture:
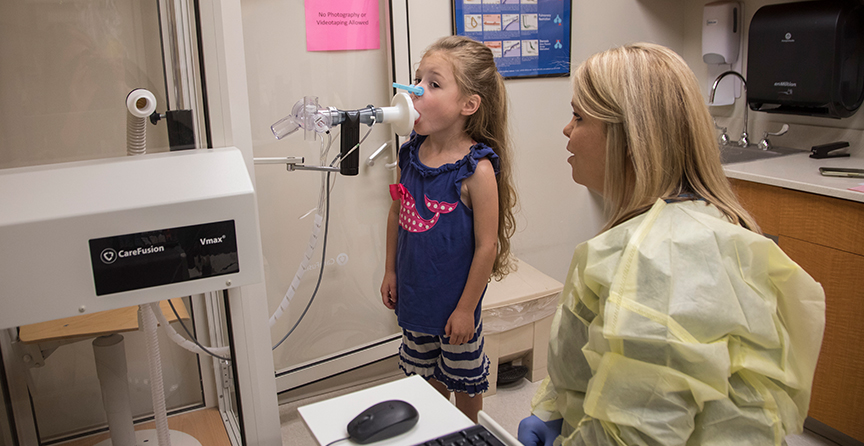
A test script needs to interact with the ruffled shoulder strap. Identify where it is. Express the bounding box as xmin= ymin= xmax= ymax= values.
xmin=456 ymin=142 xmax=500 ymax=182
xmin=398 ymin=132 xmax=425 ymax=171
